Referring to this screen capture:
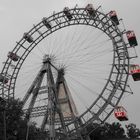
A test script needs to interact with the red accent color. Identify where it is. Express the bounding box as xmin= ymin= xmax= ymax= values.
xmin=131 ymin=69 xmax=140 ymax=74
xmin=126 ymin=31 xmax=136 ymax=39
